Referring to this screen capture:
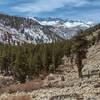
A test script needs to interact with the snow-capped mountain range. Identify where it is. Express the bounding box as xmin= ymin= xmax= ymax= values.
xmin=37 ymin=17 xmax=94 ymax=38
xmin=38 ymin=17 xmax=93 ymax=28
xmin=0 ymin=14 xmax=94 ymax=44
